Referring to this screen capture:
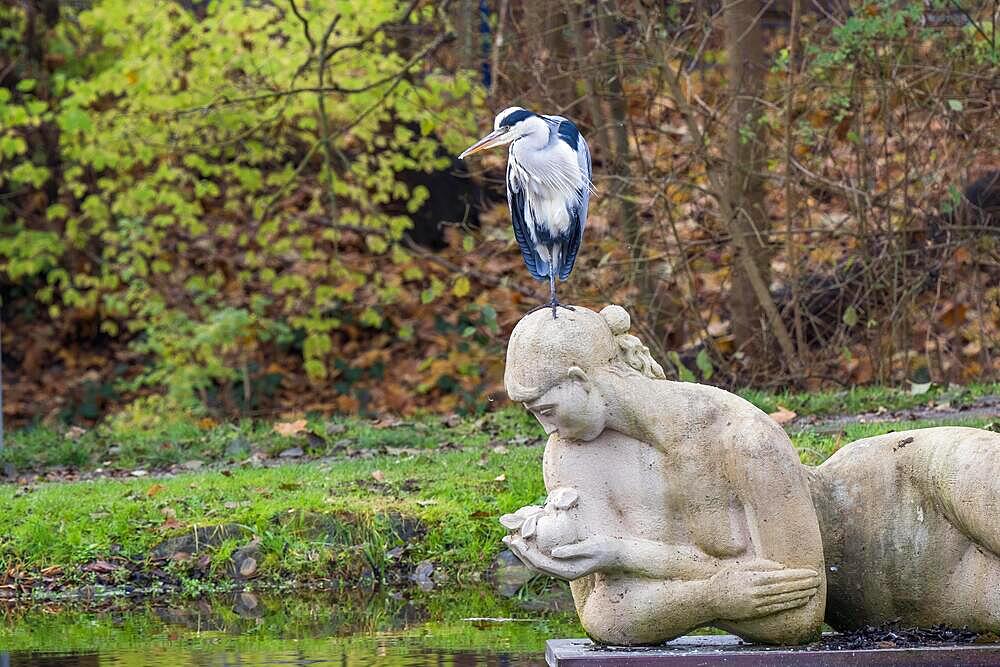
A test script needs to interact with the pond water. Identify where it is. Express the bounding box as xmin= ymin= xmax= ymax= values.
xmin=0 ymin=588 xmax=579 ymax=666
